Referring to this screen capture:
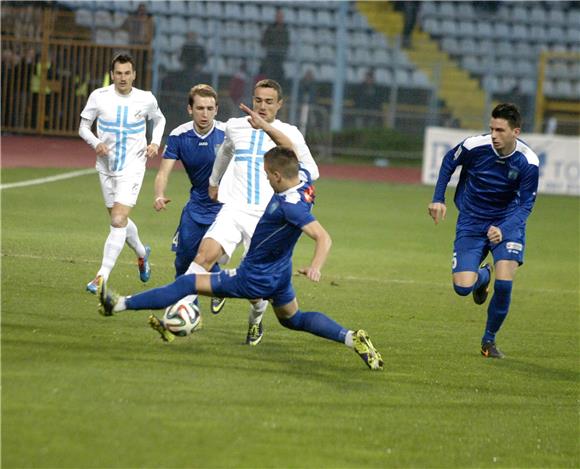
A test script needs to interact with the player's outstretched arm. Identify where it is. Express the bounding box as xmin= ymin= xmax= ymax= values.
xmin=153 ymin=158 xmax=175 ymax=211
xmin=239 ymin=103 xmax=295 ymax=150
xmin=428 ymin=202 xmax=446 ymax=225
xmin=297 ymin=220 xmax=332 ymax=282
